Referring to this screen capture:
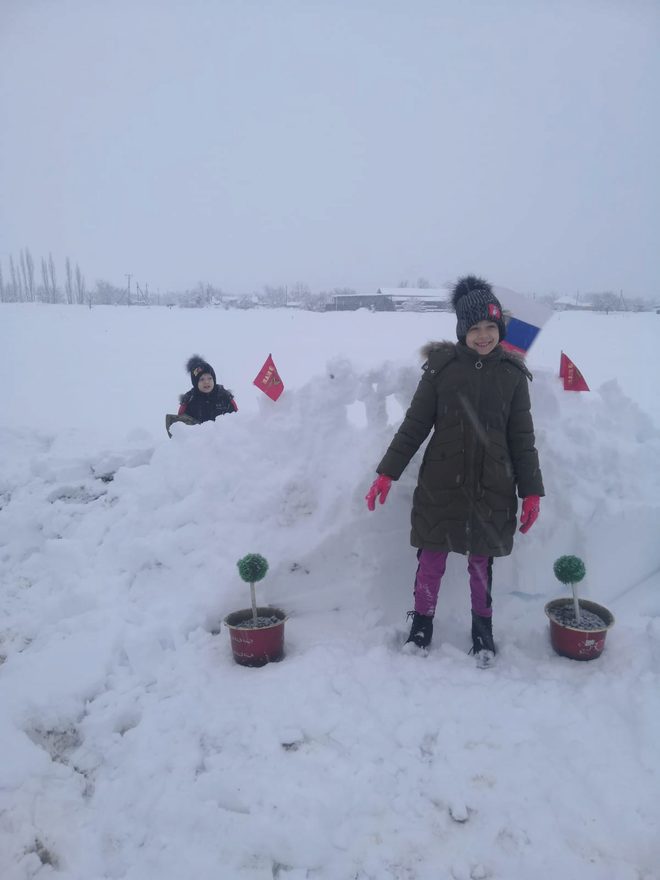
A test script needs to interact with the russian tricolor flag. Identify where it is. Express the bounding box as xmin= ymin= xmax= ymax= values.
xmin=494 ymin=286 xmax=553 ymax=357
